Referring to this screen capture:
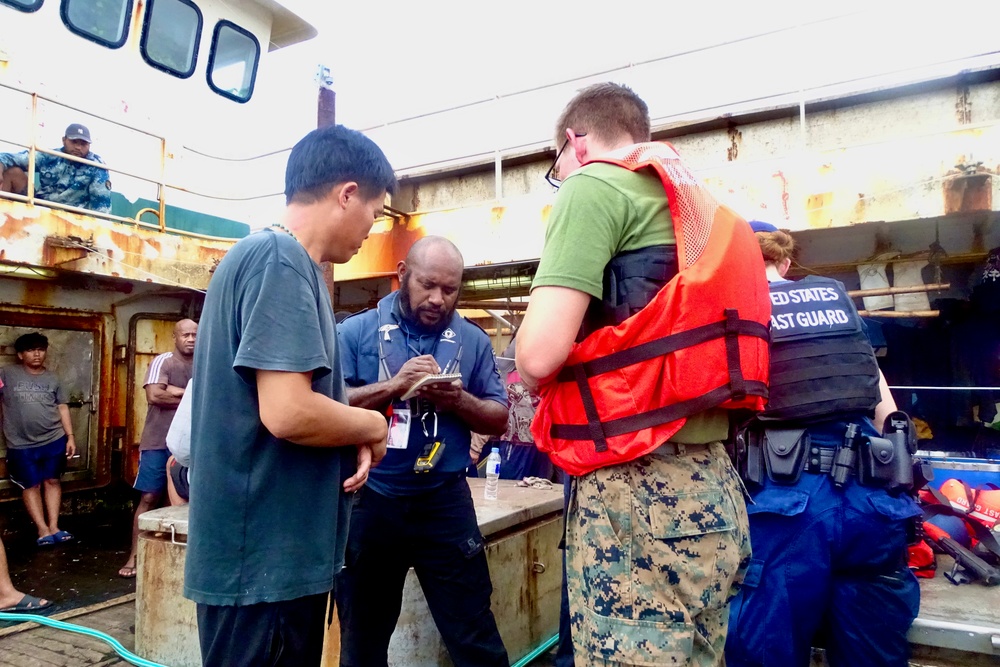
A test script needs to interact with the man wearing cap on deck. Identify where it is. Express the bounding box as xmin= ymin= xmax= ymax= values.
xmin=0 ymin=123 xmax=112 ymax=213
